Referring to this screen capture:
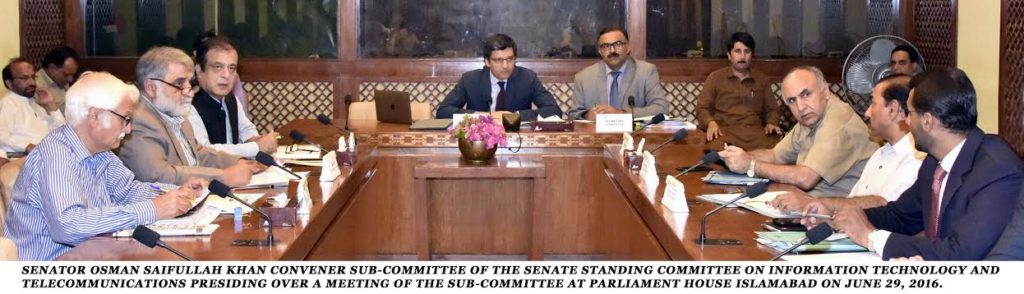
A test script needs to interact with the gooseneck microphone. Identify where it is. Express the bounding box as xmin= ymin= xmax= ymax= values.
xmin=132 ymin=225 xmax=194 ymax=261
xmin=648 ymin=129 xmax=688 ymax=154
xmin=675 ymin=151 xmax=721 ymax=177
xmin=209 ymin=180 xmax=275 ymax=246
xmin=634 ymin=113 xmax=666 ymax=132
xmin=343 ymin=94 xmax=353 ymax=131
xmin=627 ymin=96 xmax=636 ymax=118
xmin=255 ymin=151 xmax=302 ymax=180
xmin=770 ymin=223 xmax=834 ymax=261
xmin=289 ymin=130 xmax=325 ymax=153
xmin=316 ymin=114 xmax=349 ymax=134
xmin=698 ymin=182 xmax=769 ymax=245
